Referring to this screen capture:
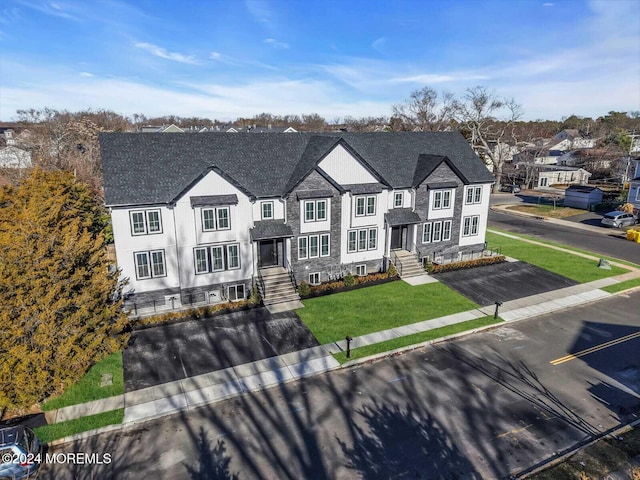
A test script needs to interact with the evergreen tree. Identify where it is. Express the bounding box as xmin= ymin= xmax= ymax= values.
xmin=0 ymin=169 xmax=129 ymax=412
